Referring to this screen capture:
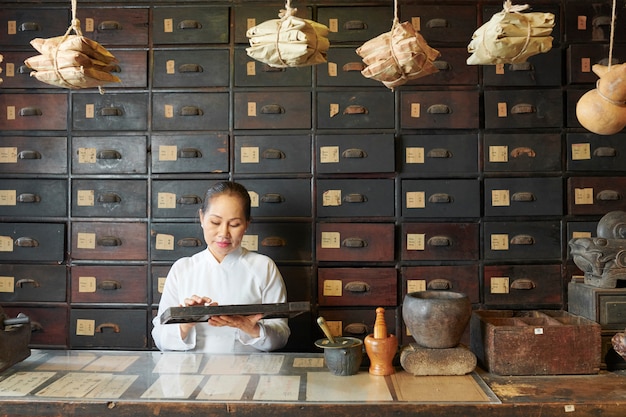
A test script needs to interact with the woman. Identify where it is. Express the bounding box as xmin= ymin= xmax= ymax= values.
xmin=152 ymin=181 xmax=290 ymax=352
